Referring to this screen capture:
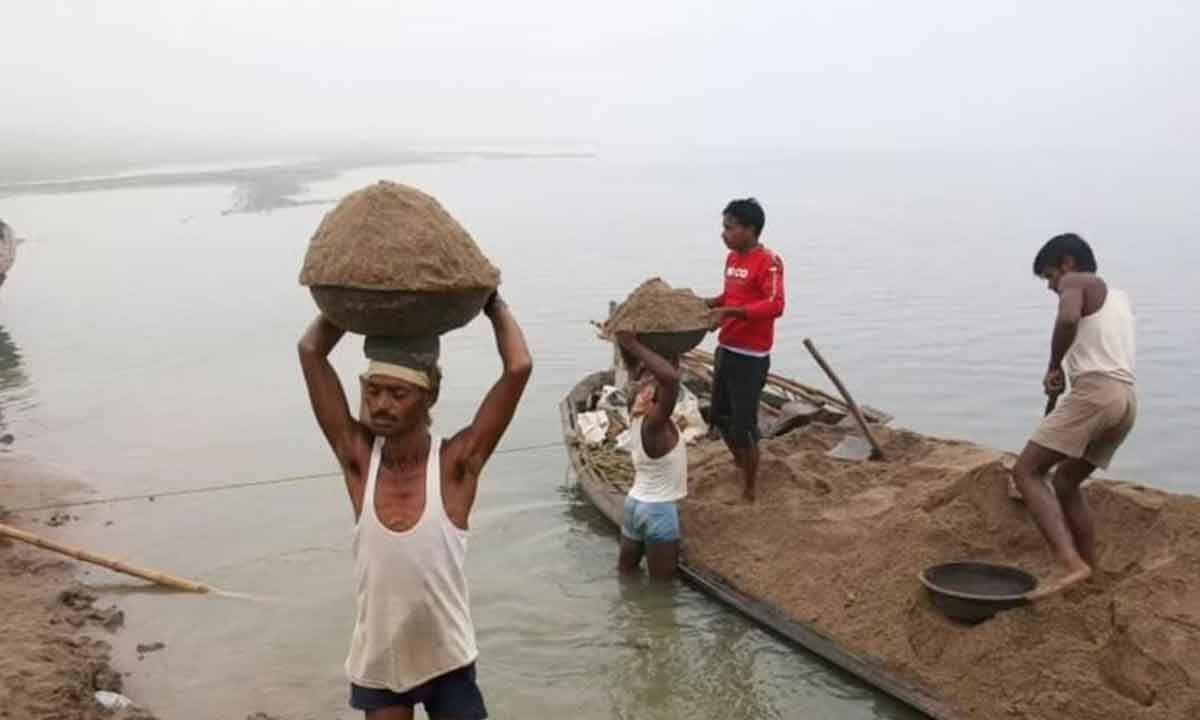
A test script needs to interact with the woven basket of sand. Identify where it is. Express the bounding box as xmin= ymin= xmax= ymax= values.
xmin=602 ymin=278 xmax=710 ymax=357
xmin=299 ymin=181 xmax=500 ymax=337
